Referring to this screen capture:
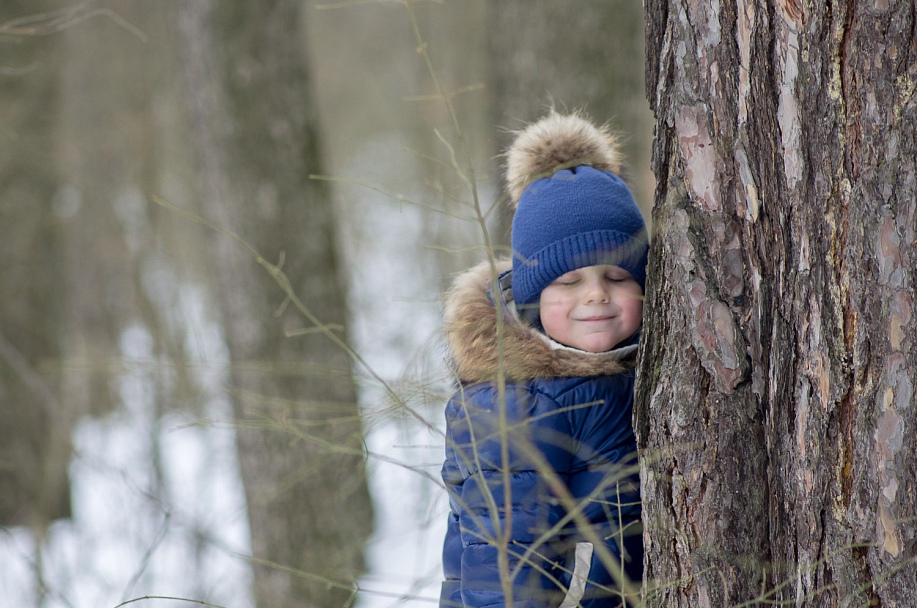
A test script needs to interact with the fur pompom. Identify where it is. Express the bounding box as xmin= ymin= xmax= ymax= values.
xmin=505 ymin=111 xmax=622 ymax=207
